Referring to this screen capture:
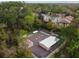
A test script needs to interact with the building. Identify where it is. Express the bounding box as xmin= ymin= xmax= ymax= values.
xmin=39 ymin=13 xmax=74 ymax=26
xmin=41 ymin=14 xmax=51 ymax=22
xmin=39 ymin=36 xmax=59 ymax=51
